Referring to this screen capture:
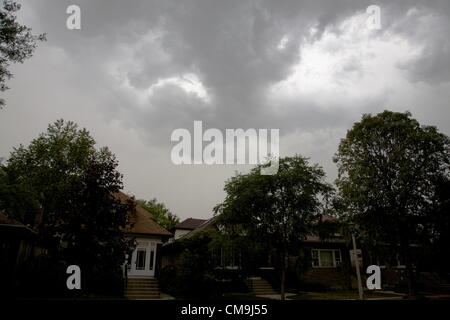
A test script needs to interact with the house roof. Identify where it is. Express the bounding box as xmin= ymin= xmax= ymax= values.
xmin=114 ymin=192 xmax=172 ymax=237
xmin=175 ymin=218 xmax=209 ymax=230
xmin=166 ymin=213 xmax=343 ymax=245
xmin=178 ymin=217 xmax=216 ymax=240
xmin=175 ymin=214 xmax=344 ymax=243
xmin=0 ymin=211 xmax=36 ymax=235
xmin=0 ymin=211 xmax=22 ymax=226
xmin=304 ymin=234 xmax=345 ymax=243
